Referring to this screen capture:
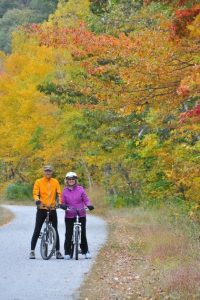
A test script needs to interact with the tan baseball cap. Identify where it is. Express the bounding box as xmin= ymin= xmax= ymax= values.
xmin=44 ymin=165 xmax=53 ymax=172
